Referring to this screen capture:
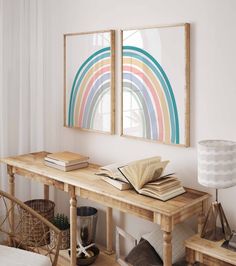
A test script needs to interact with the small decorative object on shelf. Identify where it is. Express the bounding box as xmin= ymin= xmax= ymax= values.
xmin=50 ymin=213 xmax=70 ymax=250
xmin=22 ymin=199 xmax=55 ymax=246
xmin=75 ymin=206 xmax=99 ymax=266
